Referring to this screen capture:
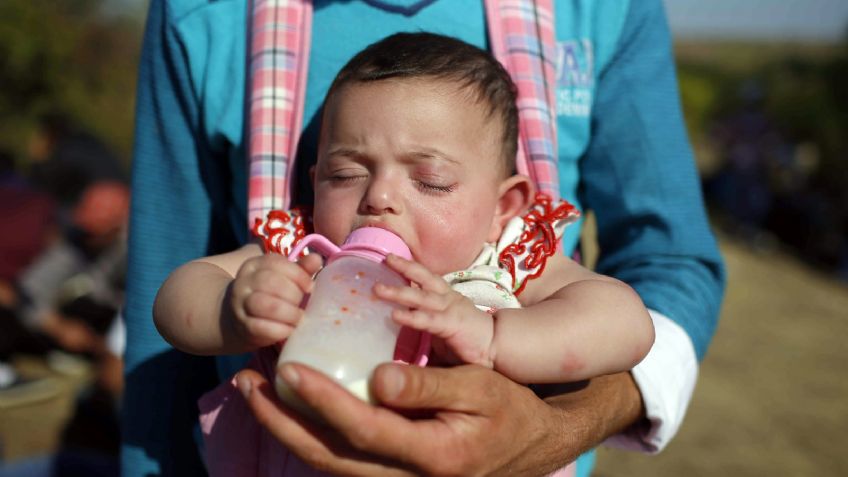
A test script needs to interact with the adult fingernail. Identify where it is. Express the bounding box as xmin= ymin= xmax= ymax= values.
xmin=237 ymin=374 xmax=252 ymax=398
xmin=381 ymin=365 xmax=405 ymax=400
xmin=280 ymin=364 xmax=300 ymax=388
